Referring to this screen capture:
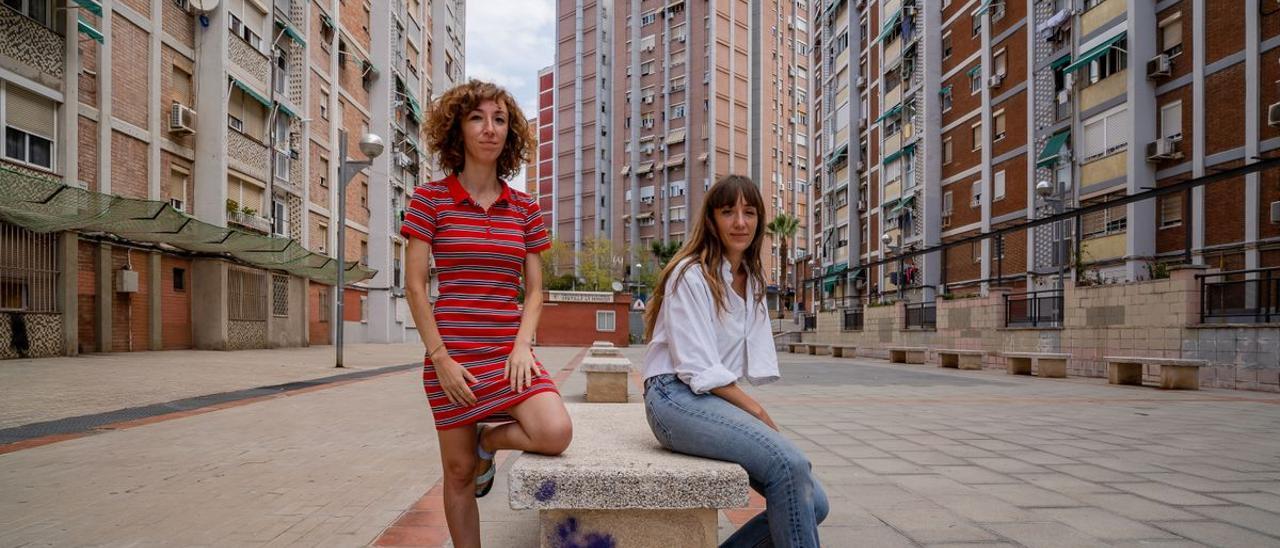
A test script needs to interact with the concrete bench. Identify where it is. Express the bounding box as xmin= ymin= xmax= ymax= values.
xmin=888 ymin=346 xmax=927 ymax=364
xmin=581 ymin=357 xmax=632 ymax=403
xmin=829 ymin=344 xmax=857 ymax=358
xmin=591 ymin=341 xmax=616 ymax=347
xmin=1105 ymin=356 xmax=1209 ymax=390
xmin=1001 ymin=351 xmax=1070 ymax=378
xmin=934 ymin=349 xmax=984 ymax=370
xmin=586 ymin=346 xmax=623 ymax=358
xmin=509 ymin=403 xmax=749 ymax=548
xmin=787 ymin=342 xmax=811 ymax=354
